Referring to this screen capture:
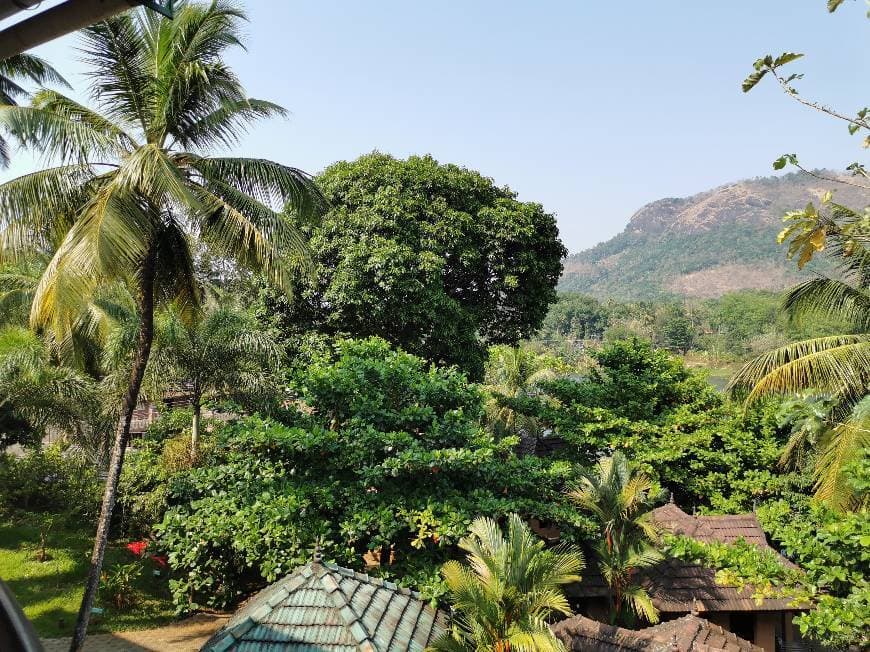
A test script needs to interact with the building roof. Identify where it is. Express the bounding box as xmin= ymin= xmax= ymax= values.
xmin=650 ymin=504 xmax=769 ymax=548
xmin=570 ymin=502 xmax=802 ymax=613
xmin=567 ymin=558 xmax=797 ymax=613
xmin=552 ymin=614 xmax=763 ymax=652
xmin=201 ymin=560 xmax=447 ymax=652
xmin=651 ymin=502 xmax=799 ymax=570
